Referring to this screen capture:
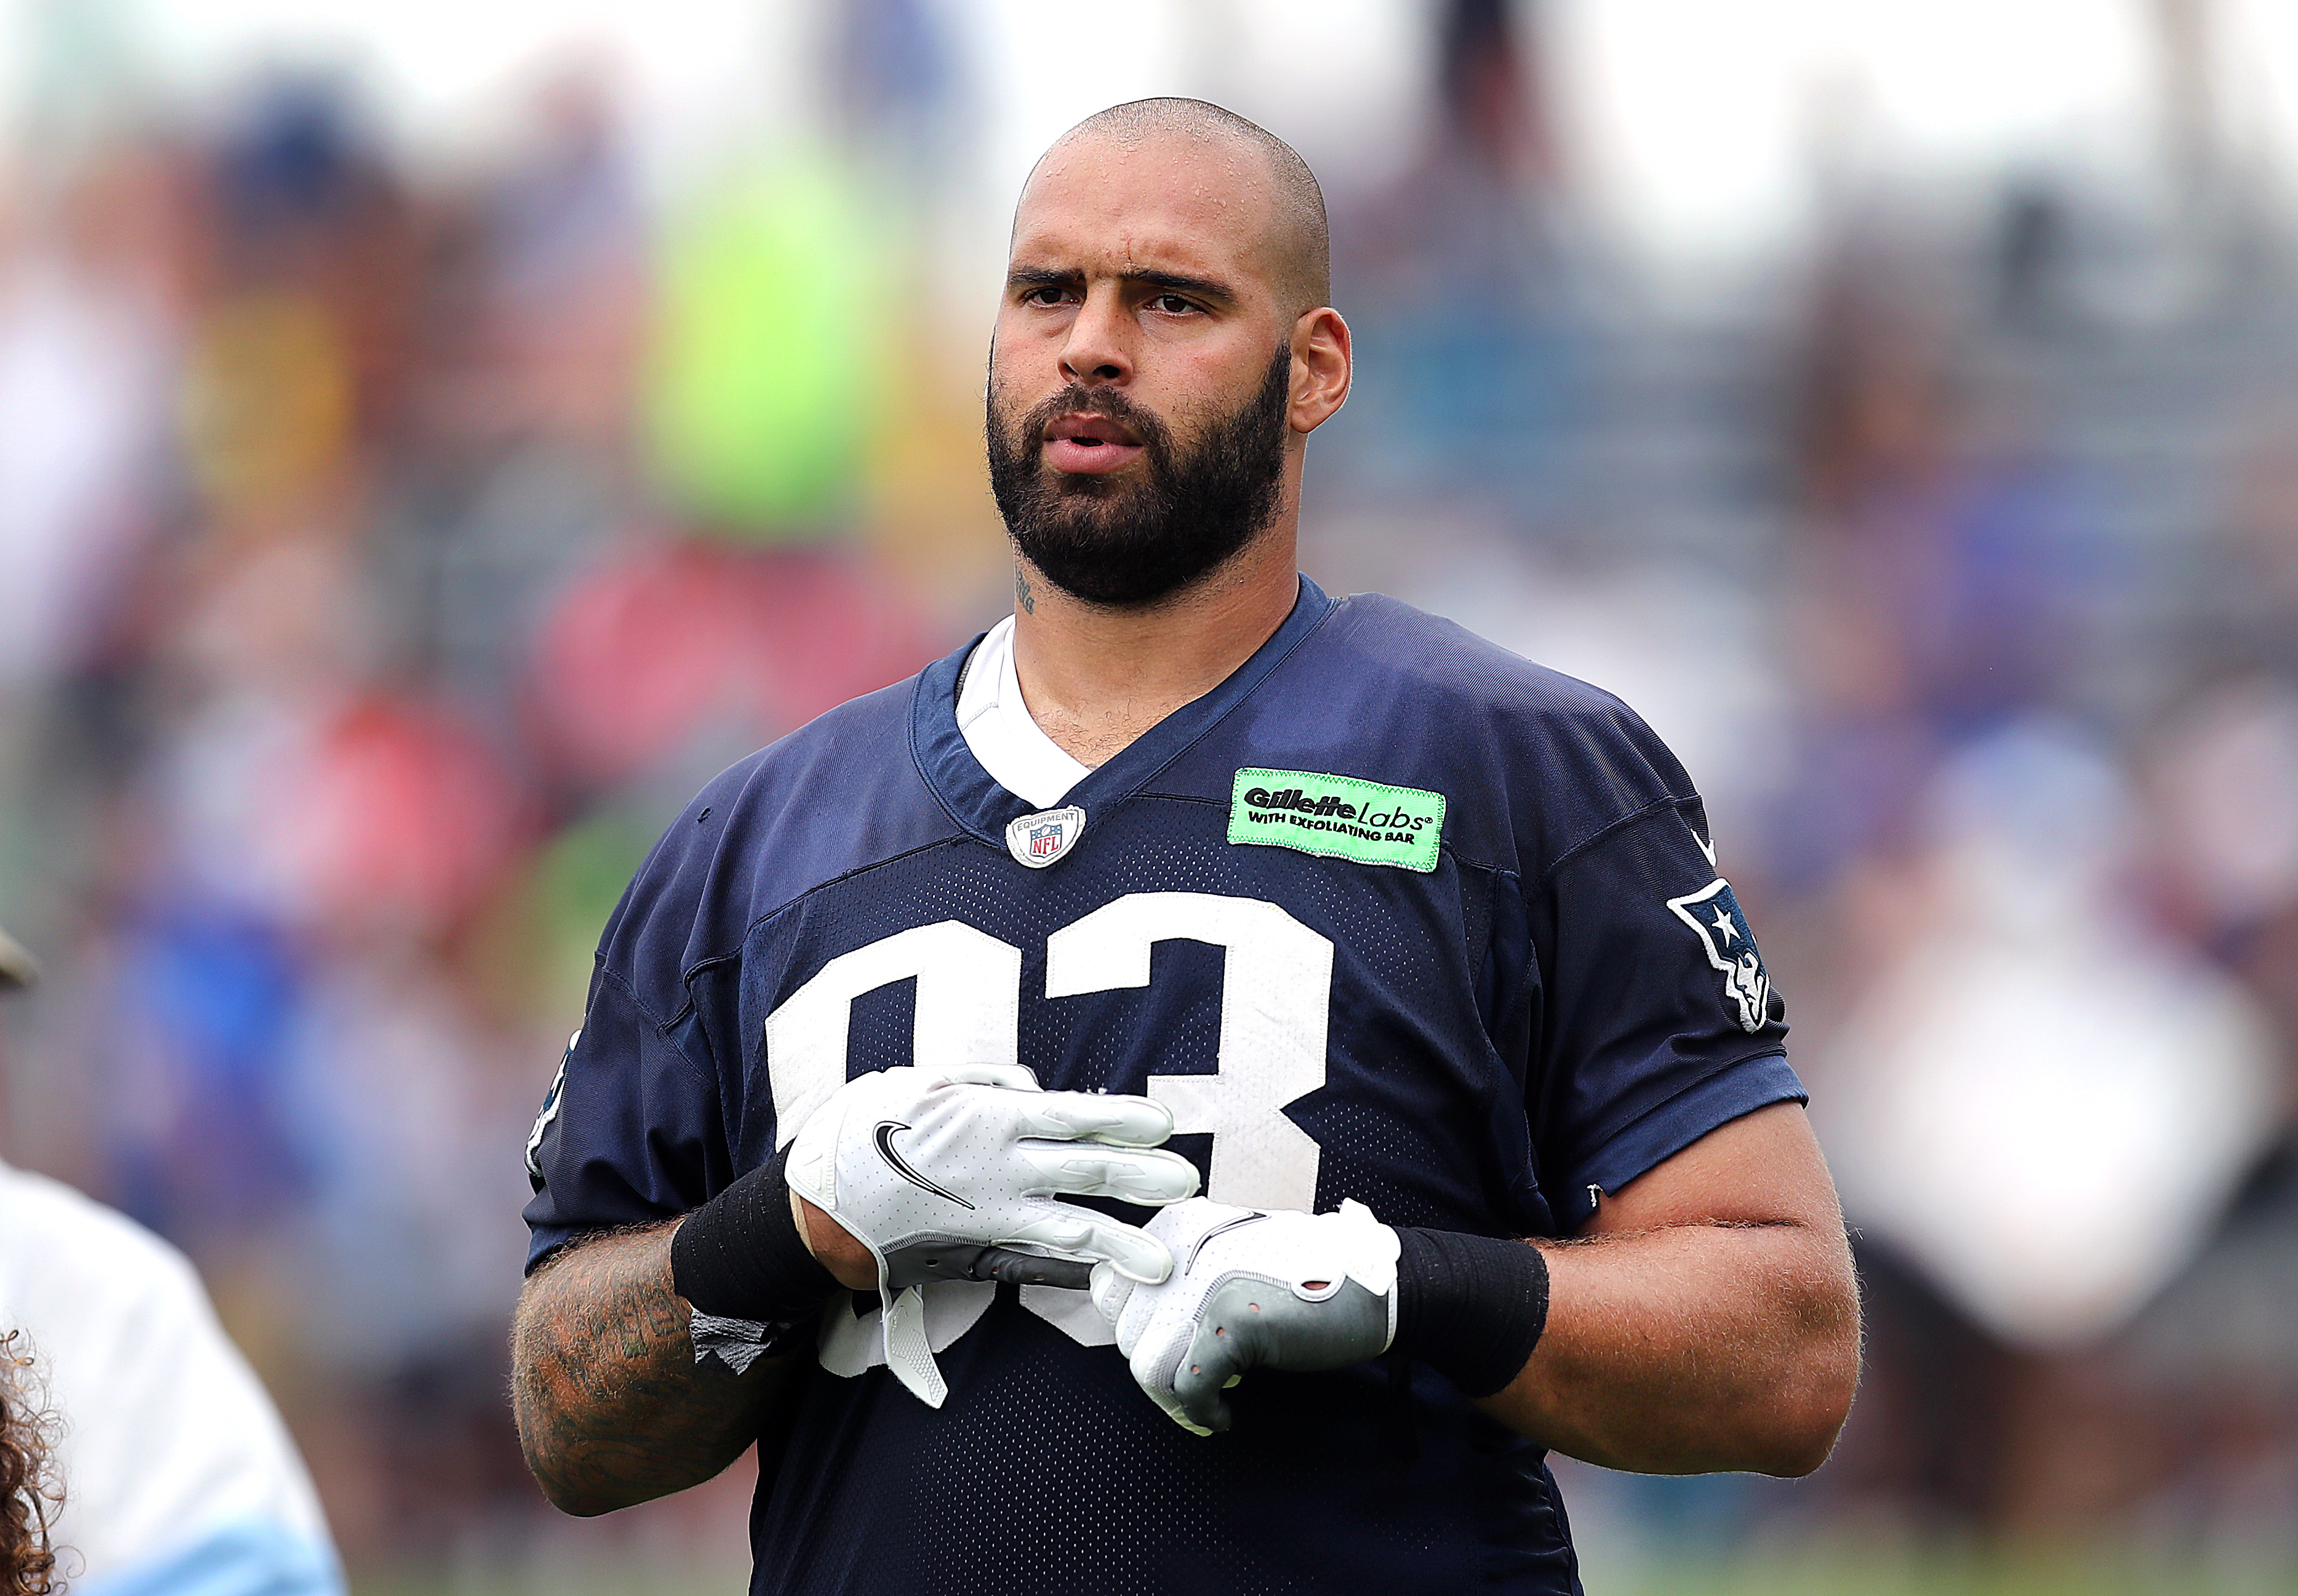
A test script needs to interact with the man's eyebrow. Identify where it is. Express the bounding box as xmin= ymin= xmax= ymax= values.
xmin=1004 ymin=265 xmax=1238 ymax=303
xmin=1131 ymin=269 xmax=1235 ymax=303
